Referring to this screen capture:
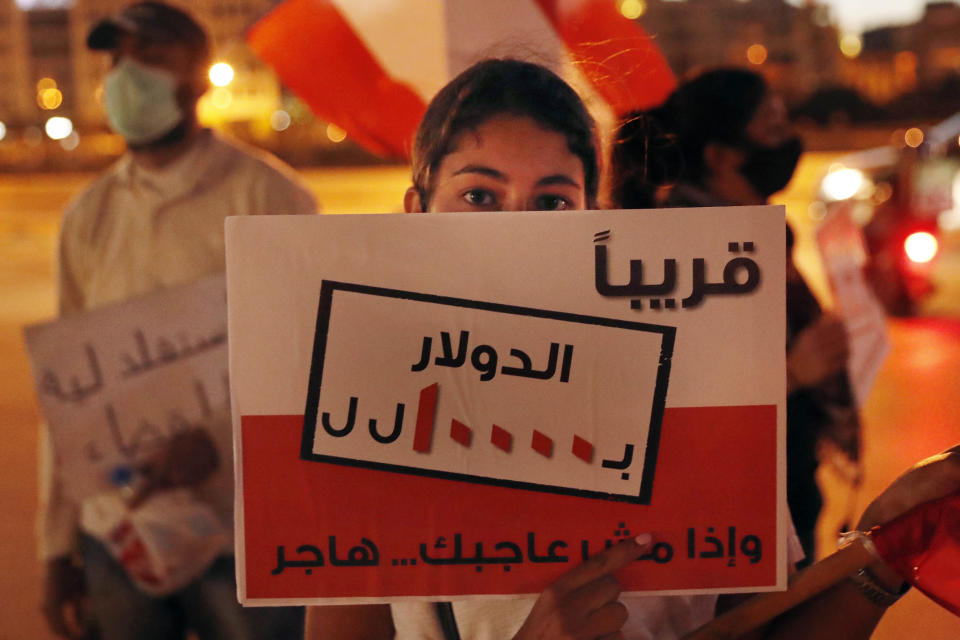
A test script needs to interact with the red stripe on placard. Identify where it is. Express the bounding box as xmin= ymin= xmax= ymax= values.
xmin=247 ymin=0 xmax=427 ymax=157
xmin=412 ymin=383 xmax=438 ymax=452
xmin=241 ymin=405 xmax=778 ymax=599
xmin=532 ymin=0 xmax=676 ymax=114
